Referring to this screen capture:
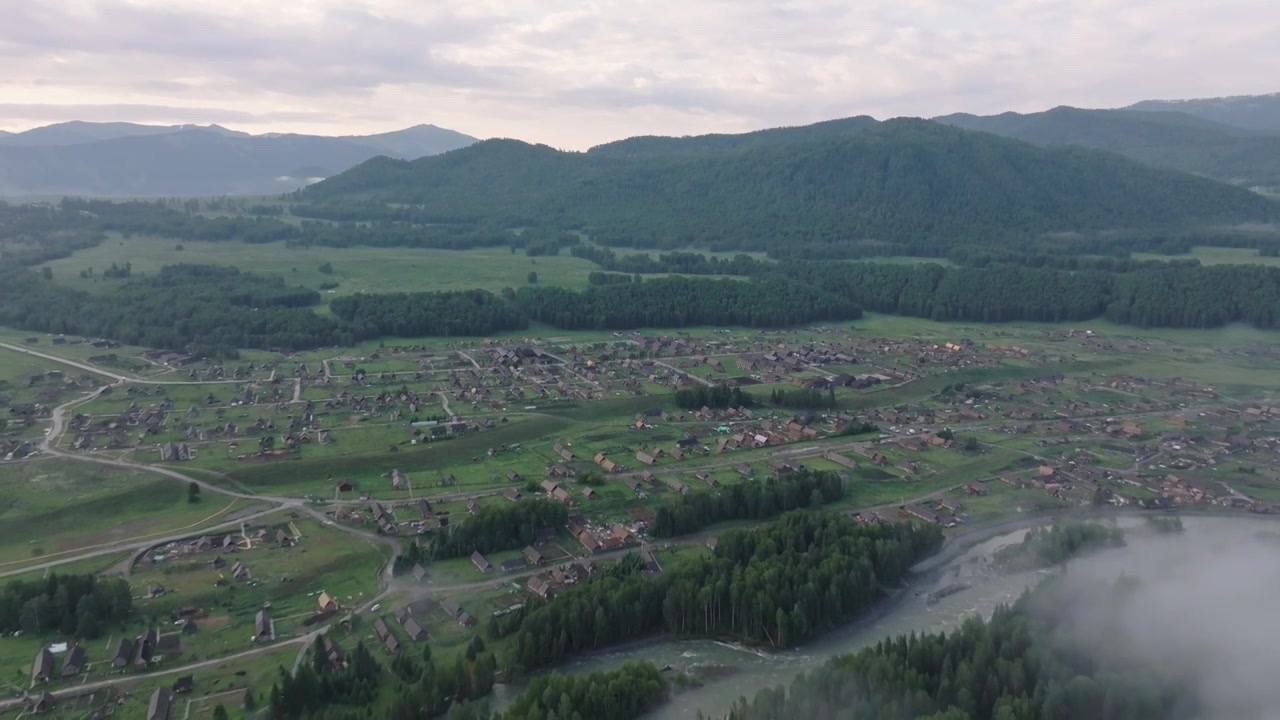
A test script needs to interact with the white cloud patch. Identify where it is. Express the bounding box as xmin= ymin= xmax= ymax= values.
xmin=0 ymin=0 xmax=1274 ymax=148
